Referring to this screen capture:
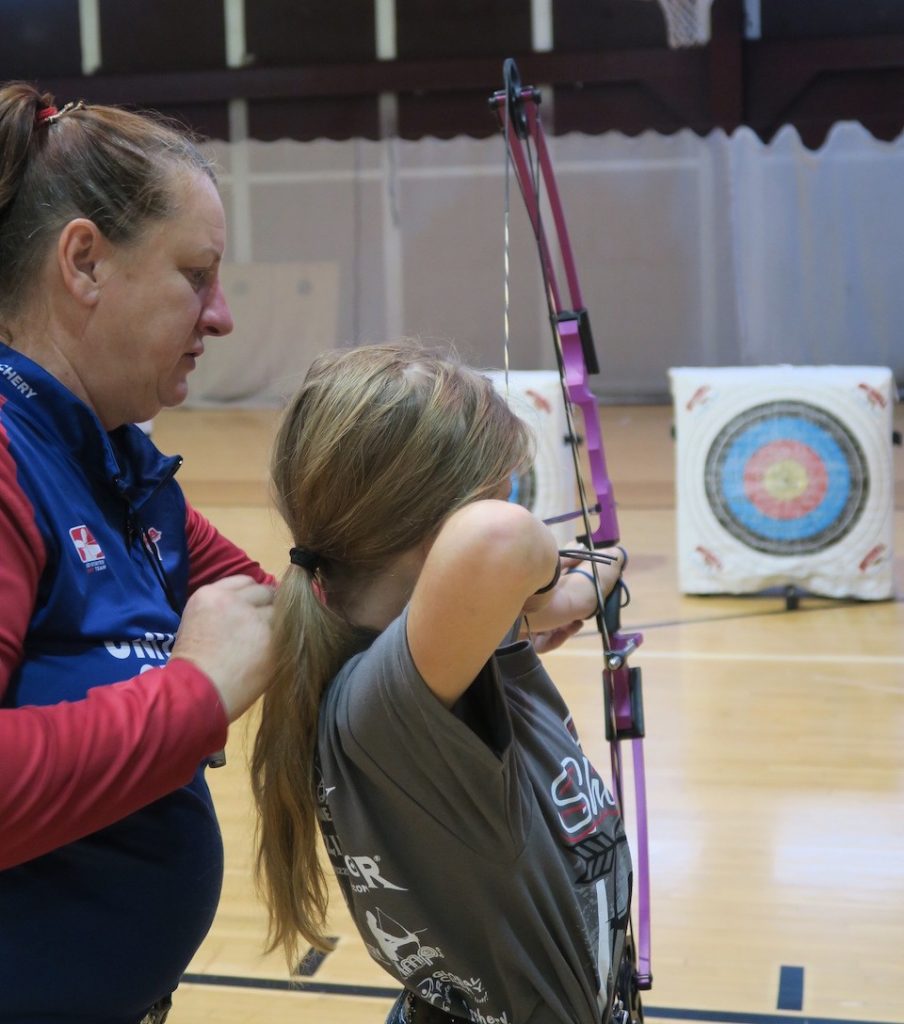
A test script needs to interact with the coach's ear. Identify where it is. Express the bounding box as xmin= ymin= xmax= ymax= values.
xmin=56 ymin=218 xmax=110 ymax=307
